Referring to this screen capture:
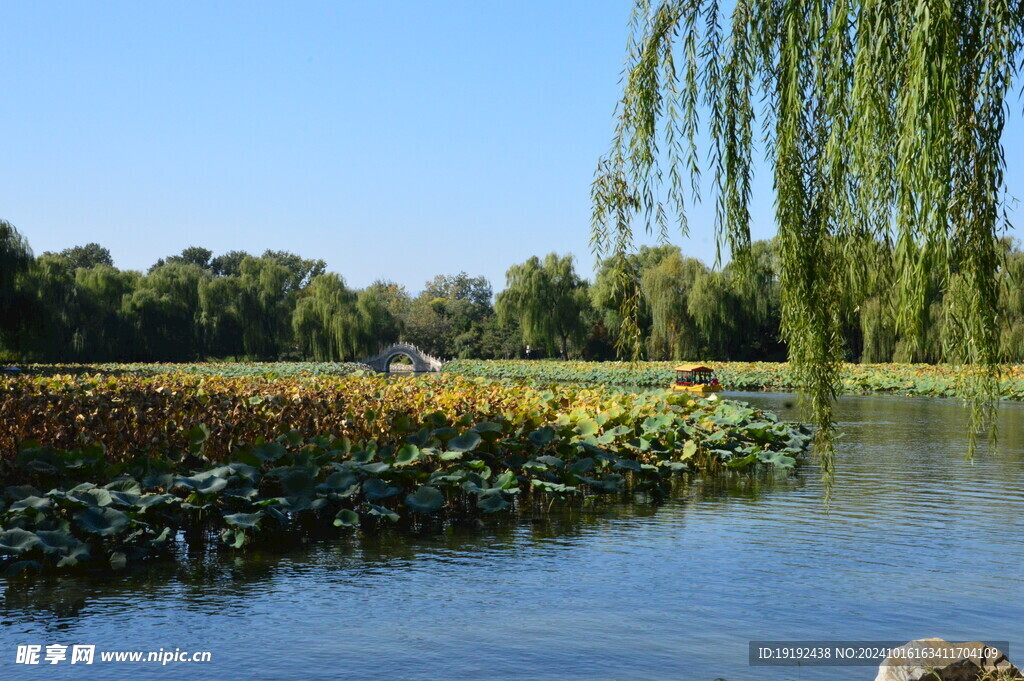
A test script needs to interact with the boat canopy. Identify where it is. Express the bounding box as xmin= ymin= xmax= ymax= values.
xmin=674 ymin=364 xmax=712 ymax=373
